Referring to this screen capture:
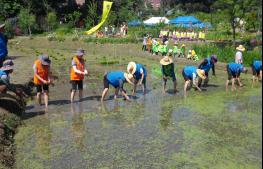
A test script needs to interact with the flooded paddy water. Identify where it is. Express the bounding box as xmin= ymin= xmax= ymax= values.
xmin=6 ymin=37 xmax=262 ymax=169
